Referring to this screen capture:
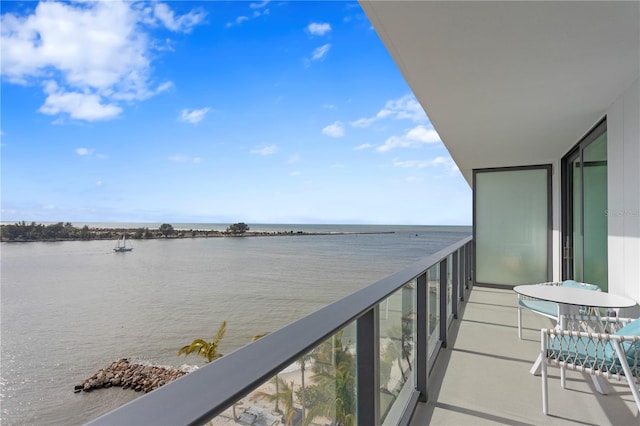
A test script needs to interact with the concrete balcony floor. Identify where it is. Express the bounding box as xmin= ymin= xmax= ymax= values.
xmin=411 ymin=287 xmax=639 ymax=426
